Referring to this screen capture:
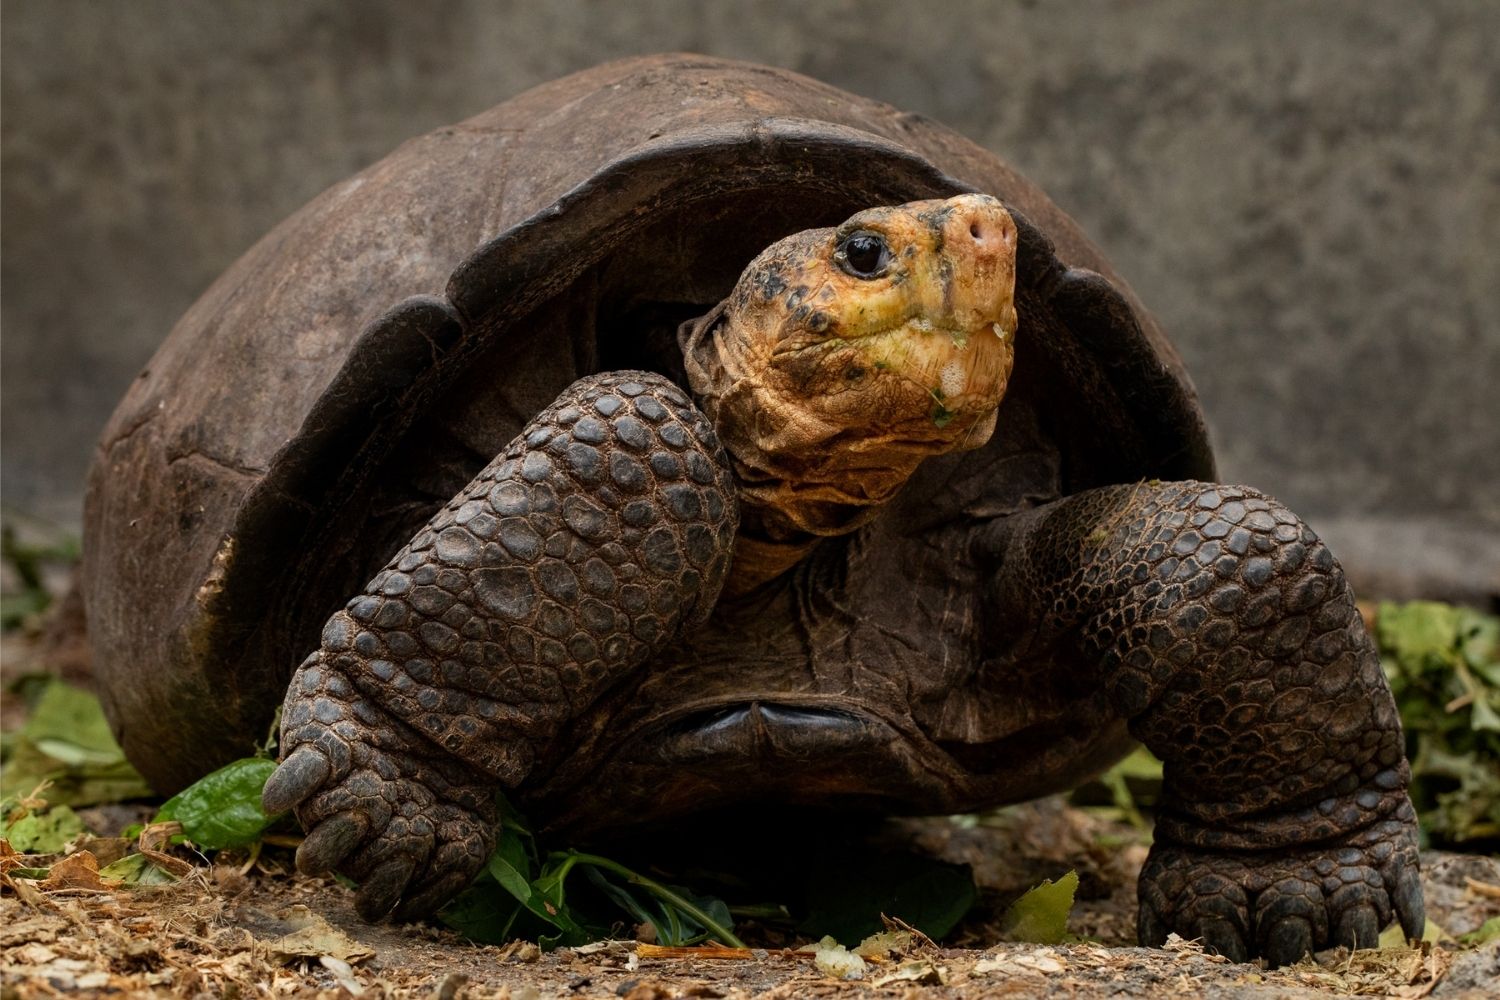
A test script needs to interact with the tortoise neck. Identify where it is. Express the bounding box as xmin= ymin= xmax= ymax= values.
xmin=677 ymin=305 xmax=924 ymax=596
